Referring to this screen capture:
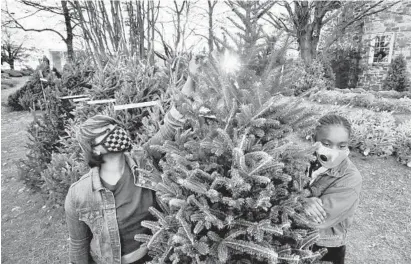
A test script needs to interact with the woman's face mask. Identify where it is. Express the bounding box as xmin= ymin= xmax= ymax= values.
xmin=315 ymin=142 xmax=350 ymax=169
xmin=94 ymin=126 xmax=132 ymax=153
